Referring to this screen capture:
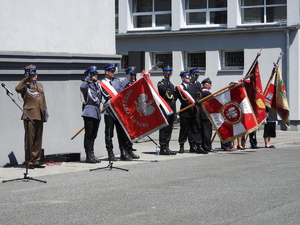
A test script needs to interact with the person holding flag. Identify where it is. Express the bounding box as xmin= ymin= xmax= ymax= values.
xmin=100 ymin=64 xmax=138 ymax=161
xmin=175 ymin=71 xmax=207 ymax=154
xmin=157 ymin=66 xmax=177 ymax=155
